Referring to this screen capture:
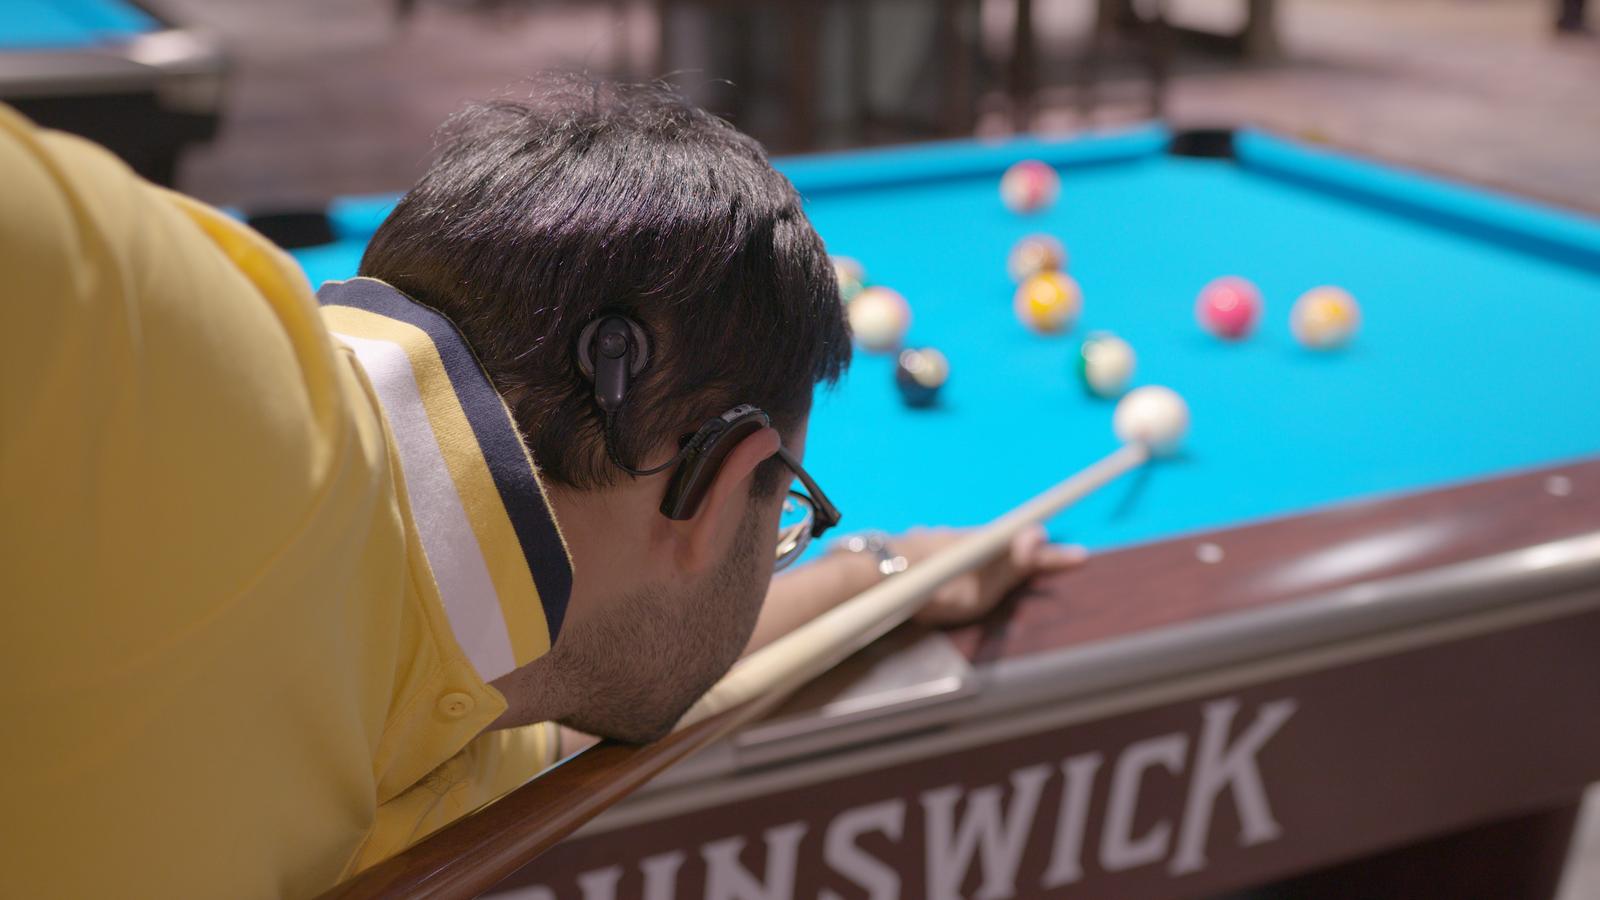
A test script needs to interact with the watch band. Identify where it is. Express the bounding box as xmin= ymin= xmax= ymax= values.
xmin=830 ymin=530 xmax=910 ymax=577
